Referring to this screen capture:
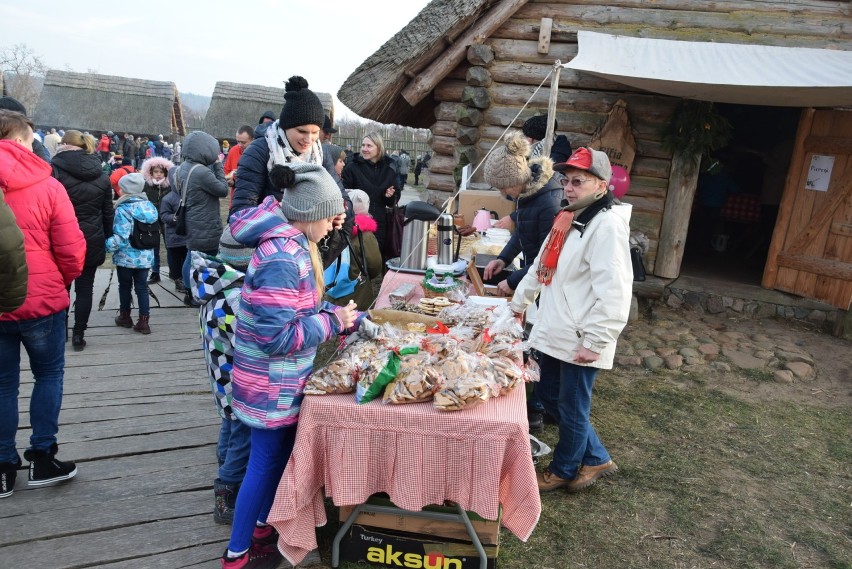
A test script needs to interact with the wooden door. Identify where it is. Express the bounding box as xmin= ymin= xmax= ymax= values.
xmin=763 ymin=108 xmax=852 ymax=309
